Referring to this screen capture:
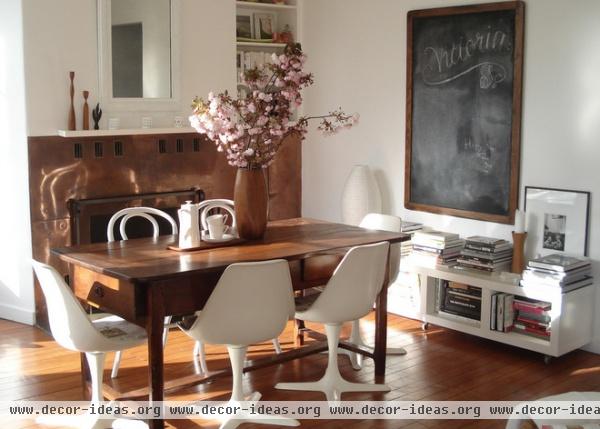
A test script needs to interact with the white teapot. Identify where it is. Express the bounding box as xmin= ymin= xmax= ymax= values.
xmin=178 ymin=201 xmax=201 ymax=249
